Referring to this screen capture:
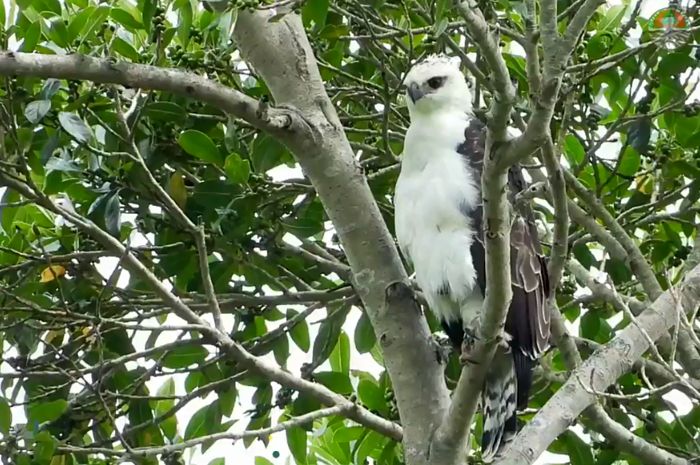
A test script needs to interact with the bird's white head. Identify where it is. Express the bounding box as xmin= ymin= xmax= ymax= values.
xmin=403 ymin=54 xmax=472 ymax=118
